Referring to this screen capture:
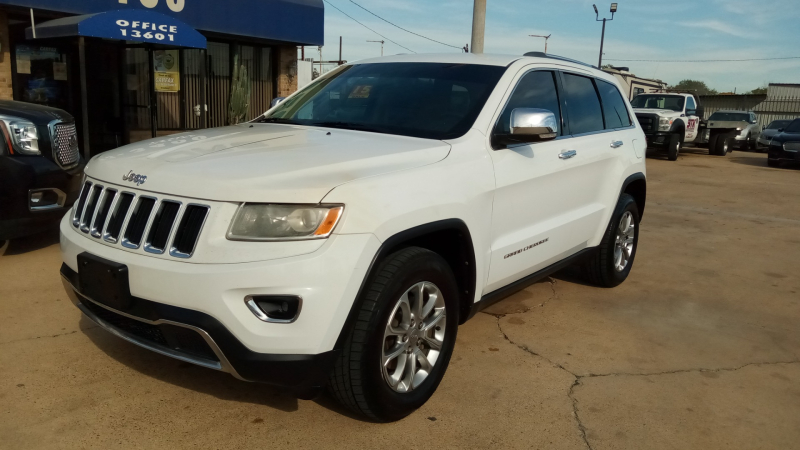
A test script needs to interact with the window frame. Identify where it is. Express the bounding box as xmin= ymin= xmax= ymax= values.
xmin=489 ymin=68 xmax=568 ymax=150
xmin=557 ymin=70 xmax=636 ymax=138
